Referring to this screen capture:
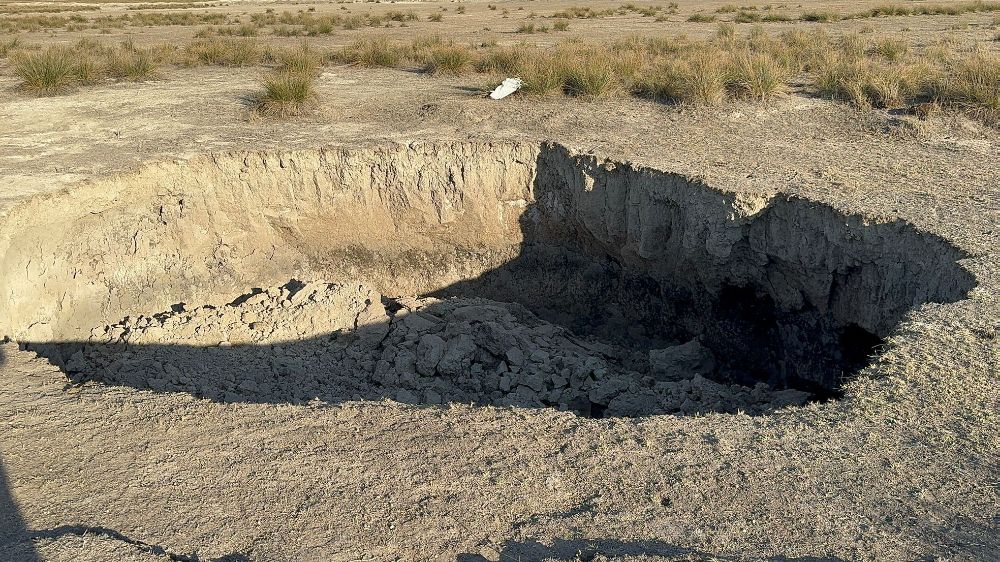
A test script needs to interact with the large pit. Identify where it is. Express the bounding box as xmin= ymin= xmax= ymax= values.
xmin=0 ymin=141 xmax=976 ymax=417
